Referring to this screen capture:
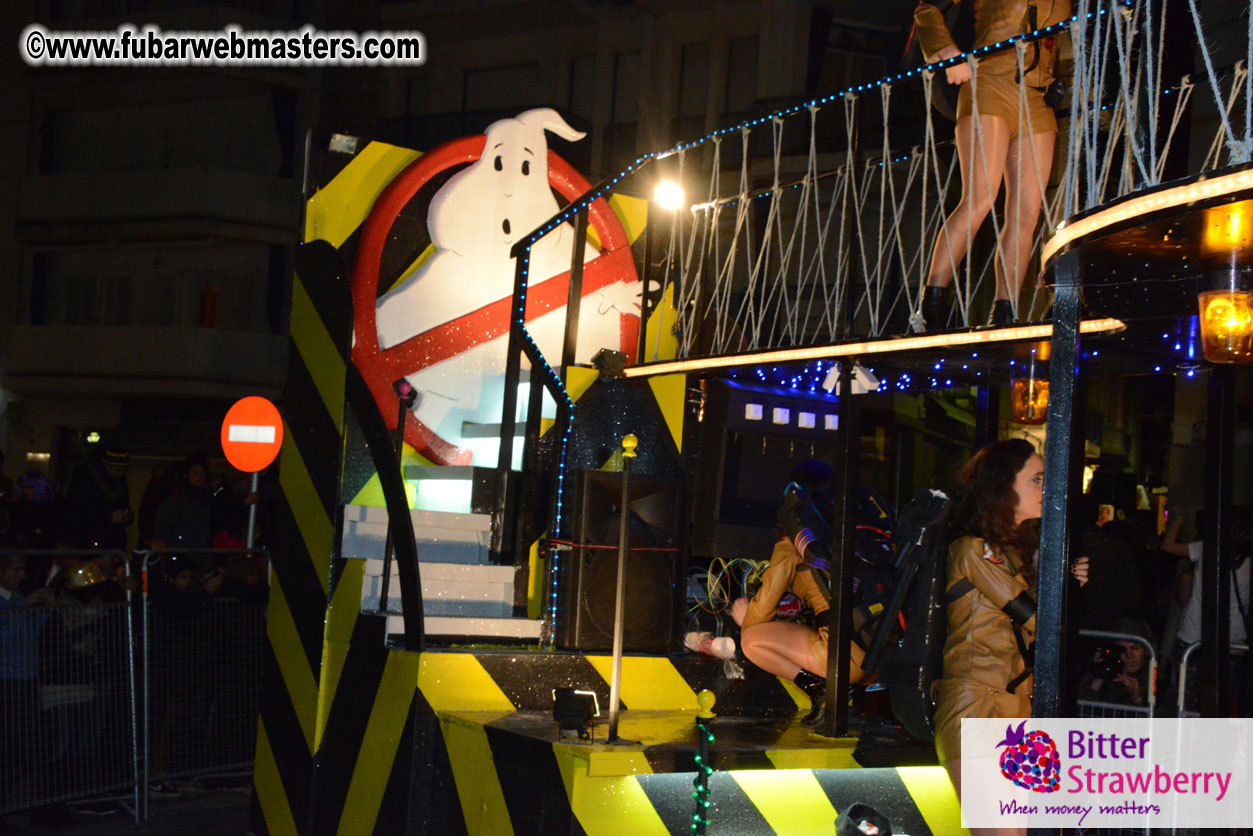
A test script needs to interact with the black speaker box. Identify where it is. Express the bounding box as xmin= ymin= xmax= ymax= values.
xmin=555 ymin=470 xmax=681 ymax=652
